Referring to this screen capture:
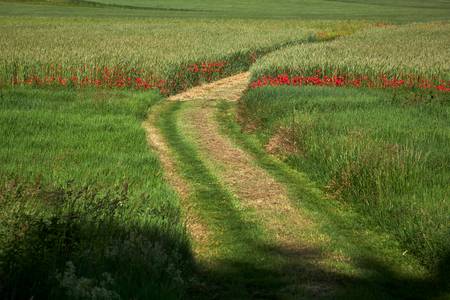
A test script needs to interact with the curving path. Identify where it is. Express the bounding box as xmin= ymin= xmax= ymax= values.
xmin=144 ymin=73 xmax=430 ymax=299
xmin=168 ymin=72 xmax=250 ymax=101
